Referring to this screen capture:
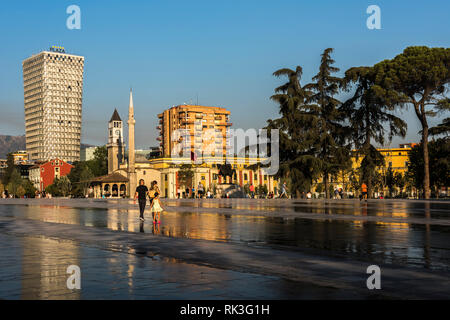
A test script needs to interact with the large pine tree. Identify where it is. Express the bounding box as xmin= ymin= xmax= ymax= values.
xmin=268 ymin=67 xmax=321 ymax=196
xmin=340 ymin=66 xmax=407 ymax=198
xmin=304 ymin=48 xmax=350 ymax=199
xmin=372 ymin=46 xmax=450 ymax=198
